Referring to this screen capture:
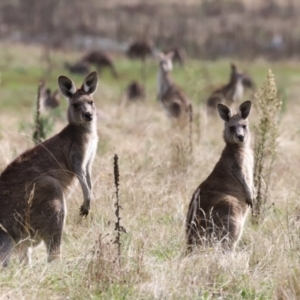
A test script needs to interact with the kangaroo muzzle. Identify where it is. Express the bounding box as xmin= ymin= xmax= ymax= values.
xmin=237 ymin=134 xmax=244 ymax=142
xmin=83 ymin=112 xmax=93 ymax=122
